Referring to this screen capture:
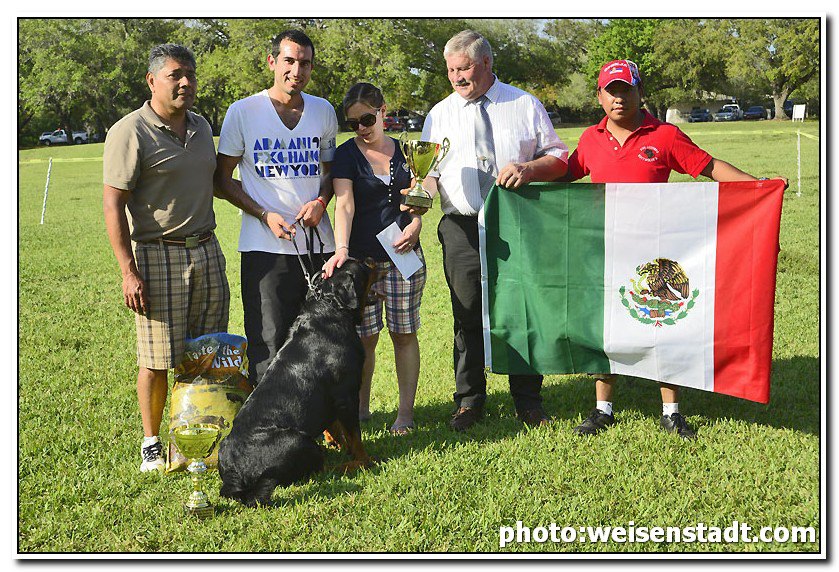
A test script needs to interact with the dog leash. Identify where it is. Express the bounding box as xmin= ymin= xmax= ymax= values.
xmin=290 ymin=220 xmax=325 ymax=297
